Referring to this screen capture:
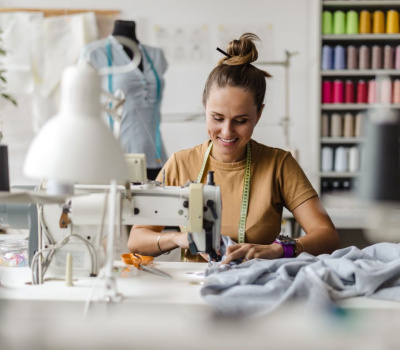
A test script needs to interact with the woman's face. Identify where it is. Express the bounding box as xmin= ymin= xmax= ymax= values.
xmin=205 ymin=85 xmax=264 ymax=163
